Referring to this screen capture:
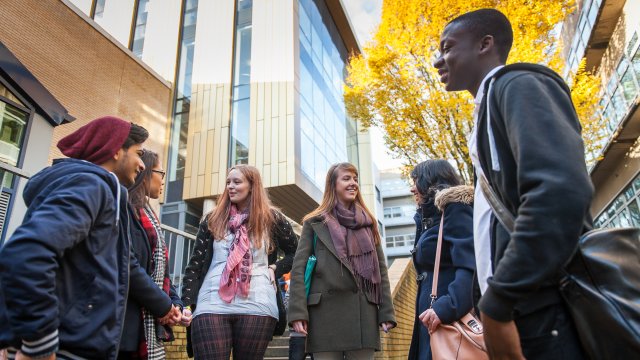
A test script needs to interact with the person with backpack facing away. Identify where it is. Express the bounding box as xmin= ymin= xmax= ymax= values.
xmin=434 ymin=9 xmax=592 ymax=359
xmin=0 ymin=116 xmax=180 ymax=360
